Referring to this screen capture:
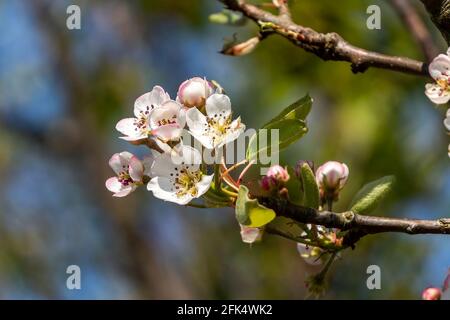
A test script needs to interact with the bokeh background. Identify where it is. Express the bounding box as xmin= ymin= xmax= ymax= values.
xmin=0 ymin=0 xmax=449 ymax=299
